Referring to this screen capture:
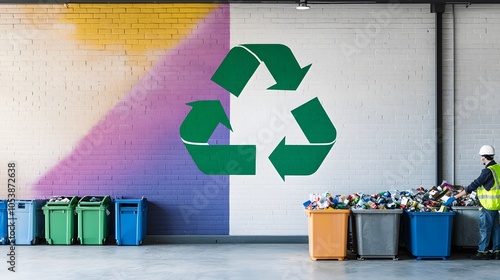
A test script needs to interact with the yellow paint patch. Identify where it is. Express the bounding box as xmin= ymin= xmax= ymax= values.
xmin=2 ymin=4 xmax=220 ymax=193
xmin=59 ymin=3 xmax=219 ymax=53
